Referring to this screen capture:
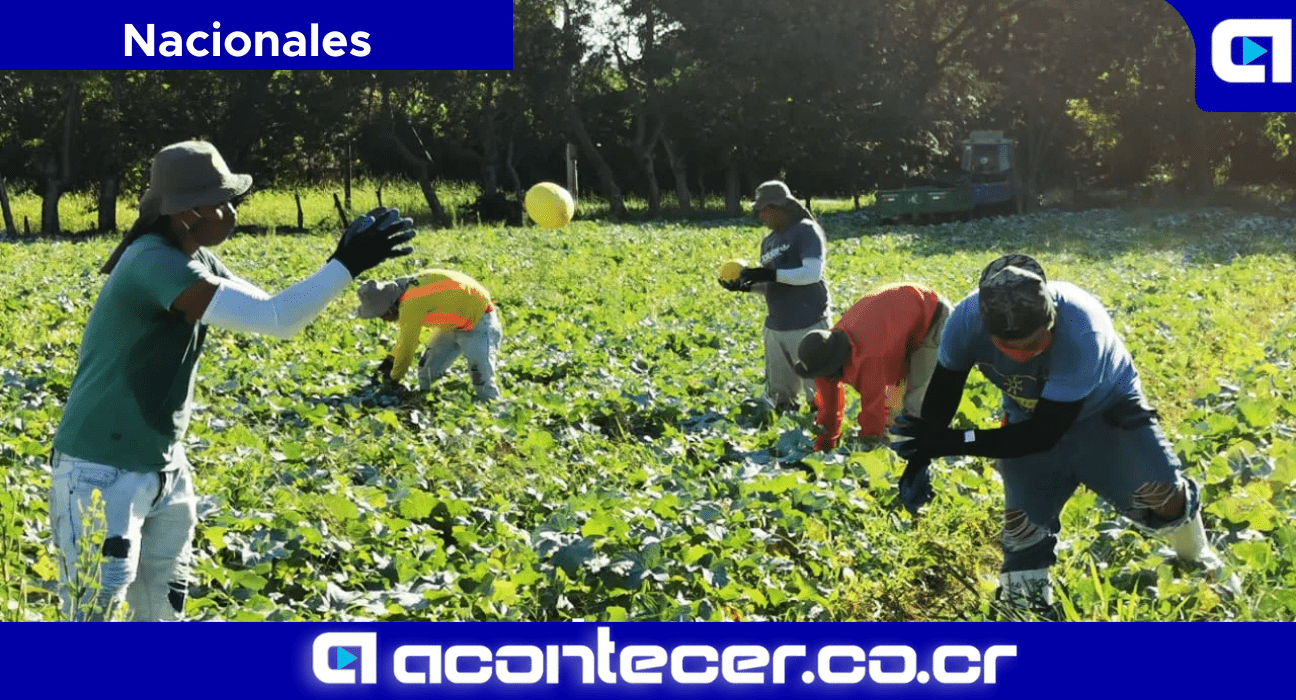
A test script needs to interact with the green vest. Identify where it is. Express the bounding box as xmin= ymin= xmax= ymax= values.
xmin=54 ymin=234 xmax=231 ymax=472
